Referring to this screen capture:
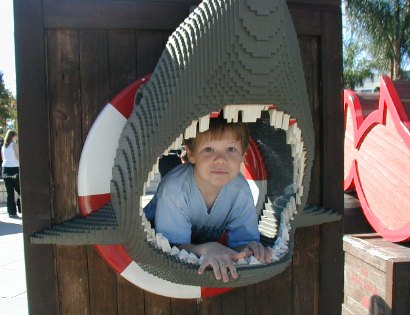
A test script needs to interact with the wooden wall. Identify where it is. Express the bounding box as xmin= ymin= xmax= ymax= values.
xmin=14 ymin=0 xmax=343 ymax=314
